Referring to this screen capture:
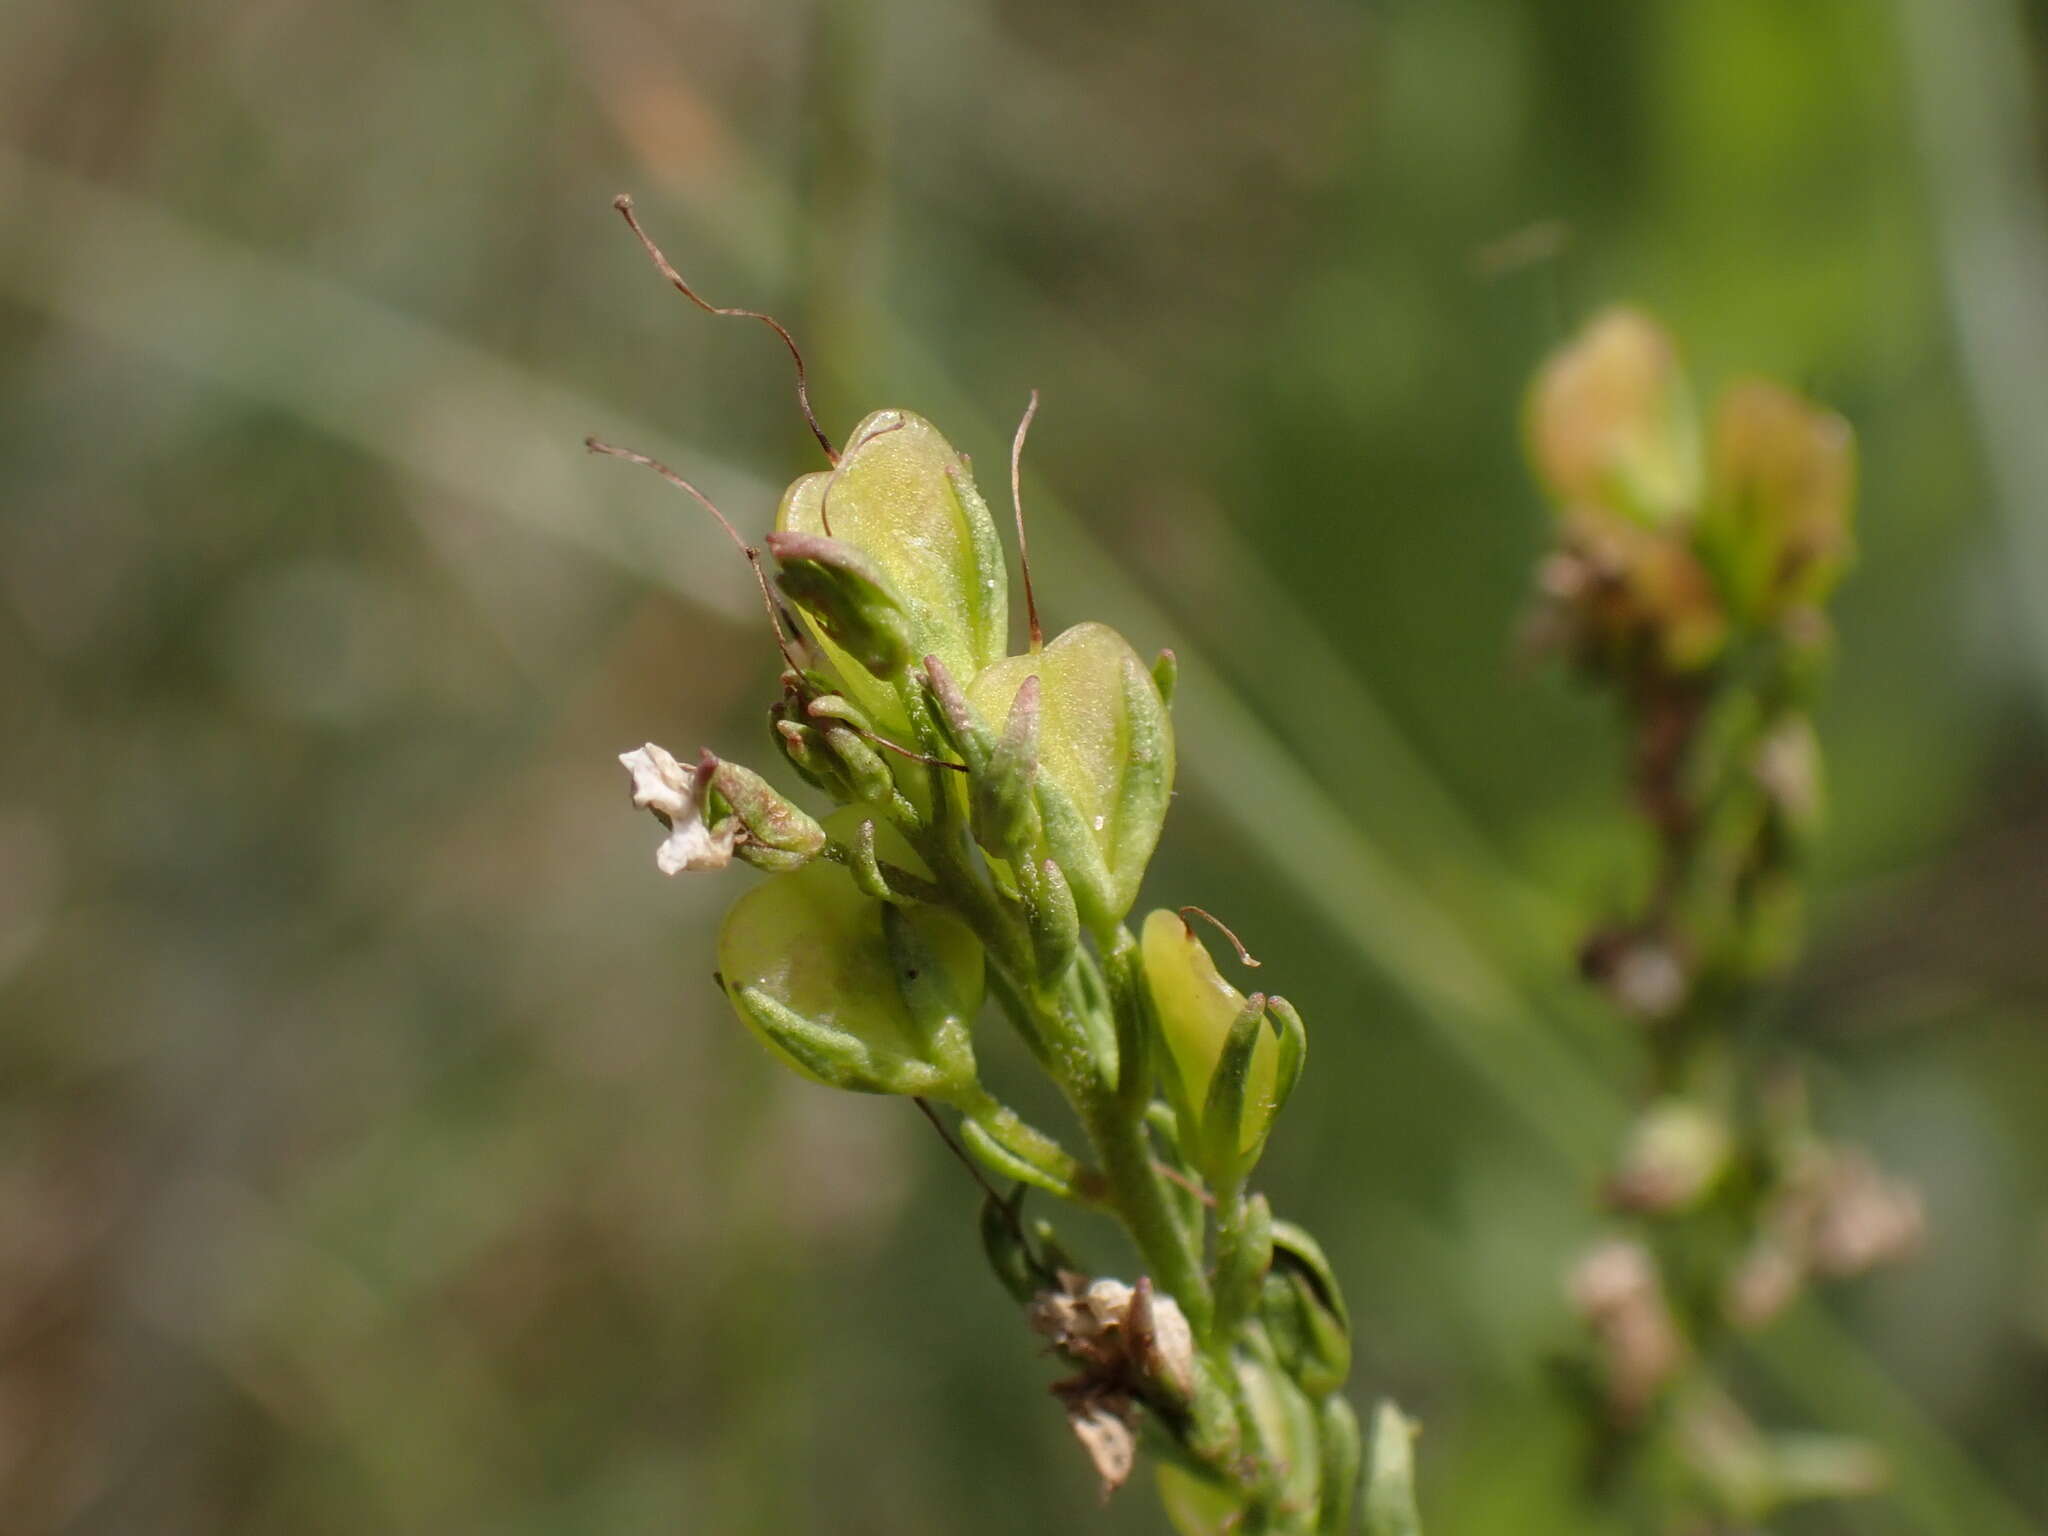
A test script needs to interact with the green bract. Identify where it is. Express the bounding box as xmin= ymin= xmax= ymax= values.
xmin=717 ymin=818 xmax=984 ymax=1097
xmin=1526 ymin=306 xmax=1701 ymax=528
xmin=969 ymin=622 xmax=1174 ymax=931
xmin=778 ymin=409 xmax=1008 ymax=731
